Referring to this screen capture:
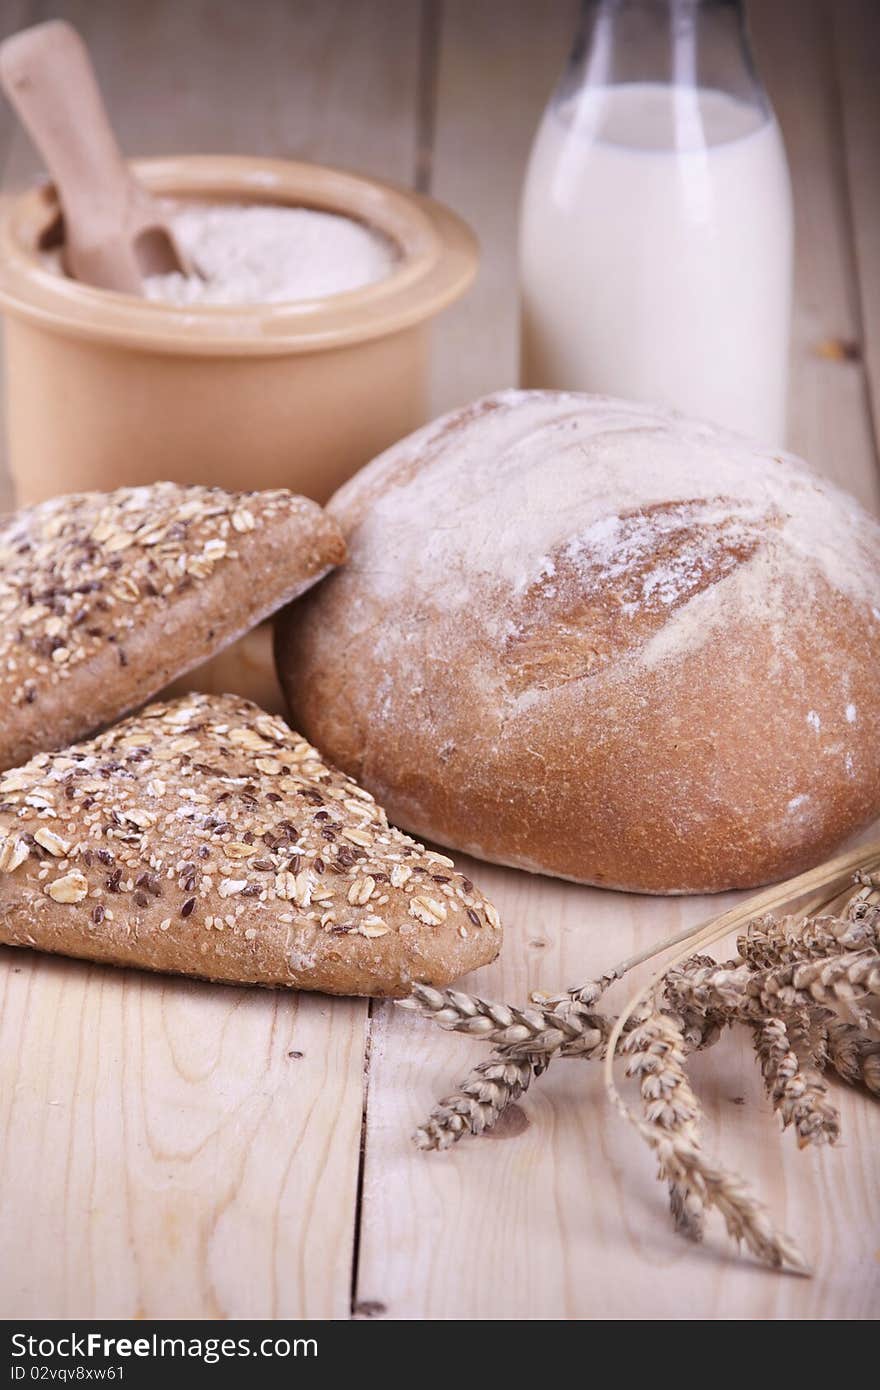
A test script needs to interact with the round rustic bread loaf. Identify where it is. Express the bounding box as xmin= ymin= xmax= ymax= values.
xmin=276 ymin=391 xmax=880 ymax=894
